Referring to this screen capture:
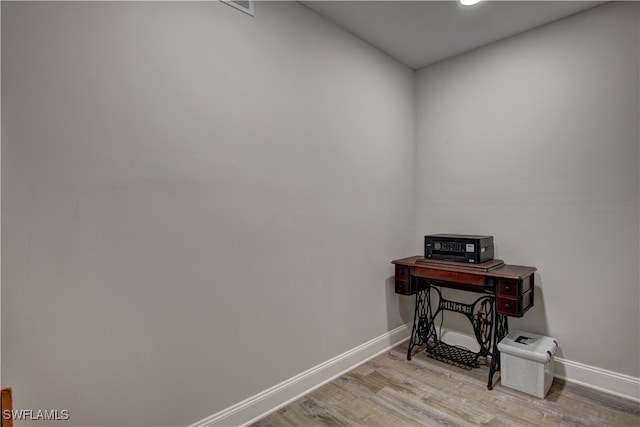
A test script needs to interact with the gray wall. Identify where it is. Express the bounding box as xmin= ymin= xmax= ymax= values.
xmin=3 ymin=1 xmax=639 ymax=426
xmin=2 ymin=2 xmax=415 ymax=425
xmin=415 ymin=2 xmax=639 ymax=377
